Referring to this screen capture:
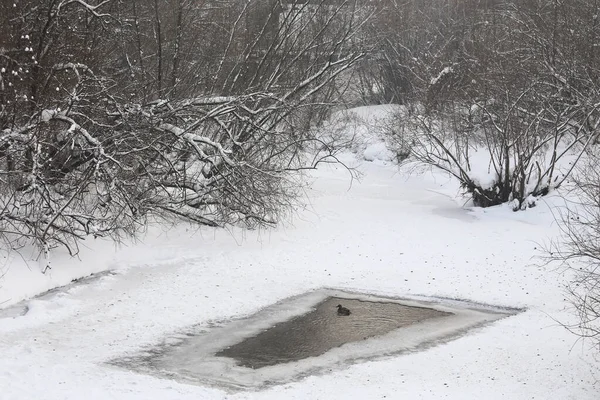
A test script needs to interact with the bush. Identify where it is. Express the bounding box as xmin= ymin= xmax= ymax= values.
xmin=553 ymin=152 xmax=600 ymax=347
